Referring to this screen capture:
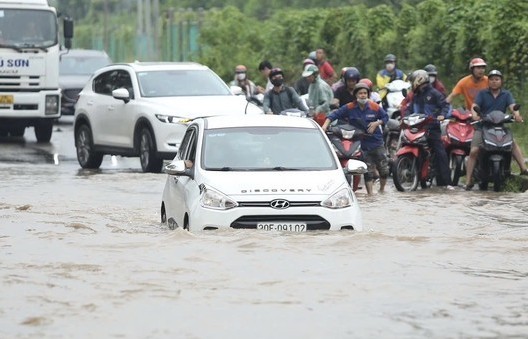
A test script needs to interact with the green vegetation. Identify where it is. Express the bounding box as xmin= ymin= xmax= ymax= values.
xmin=53 ymin=0 xmax=528 ymax=152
